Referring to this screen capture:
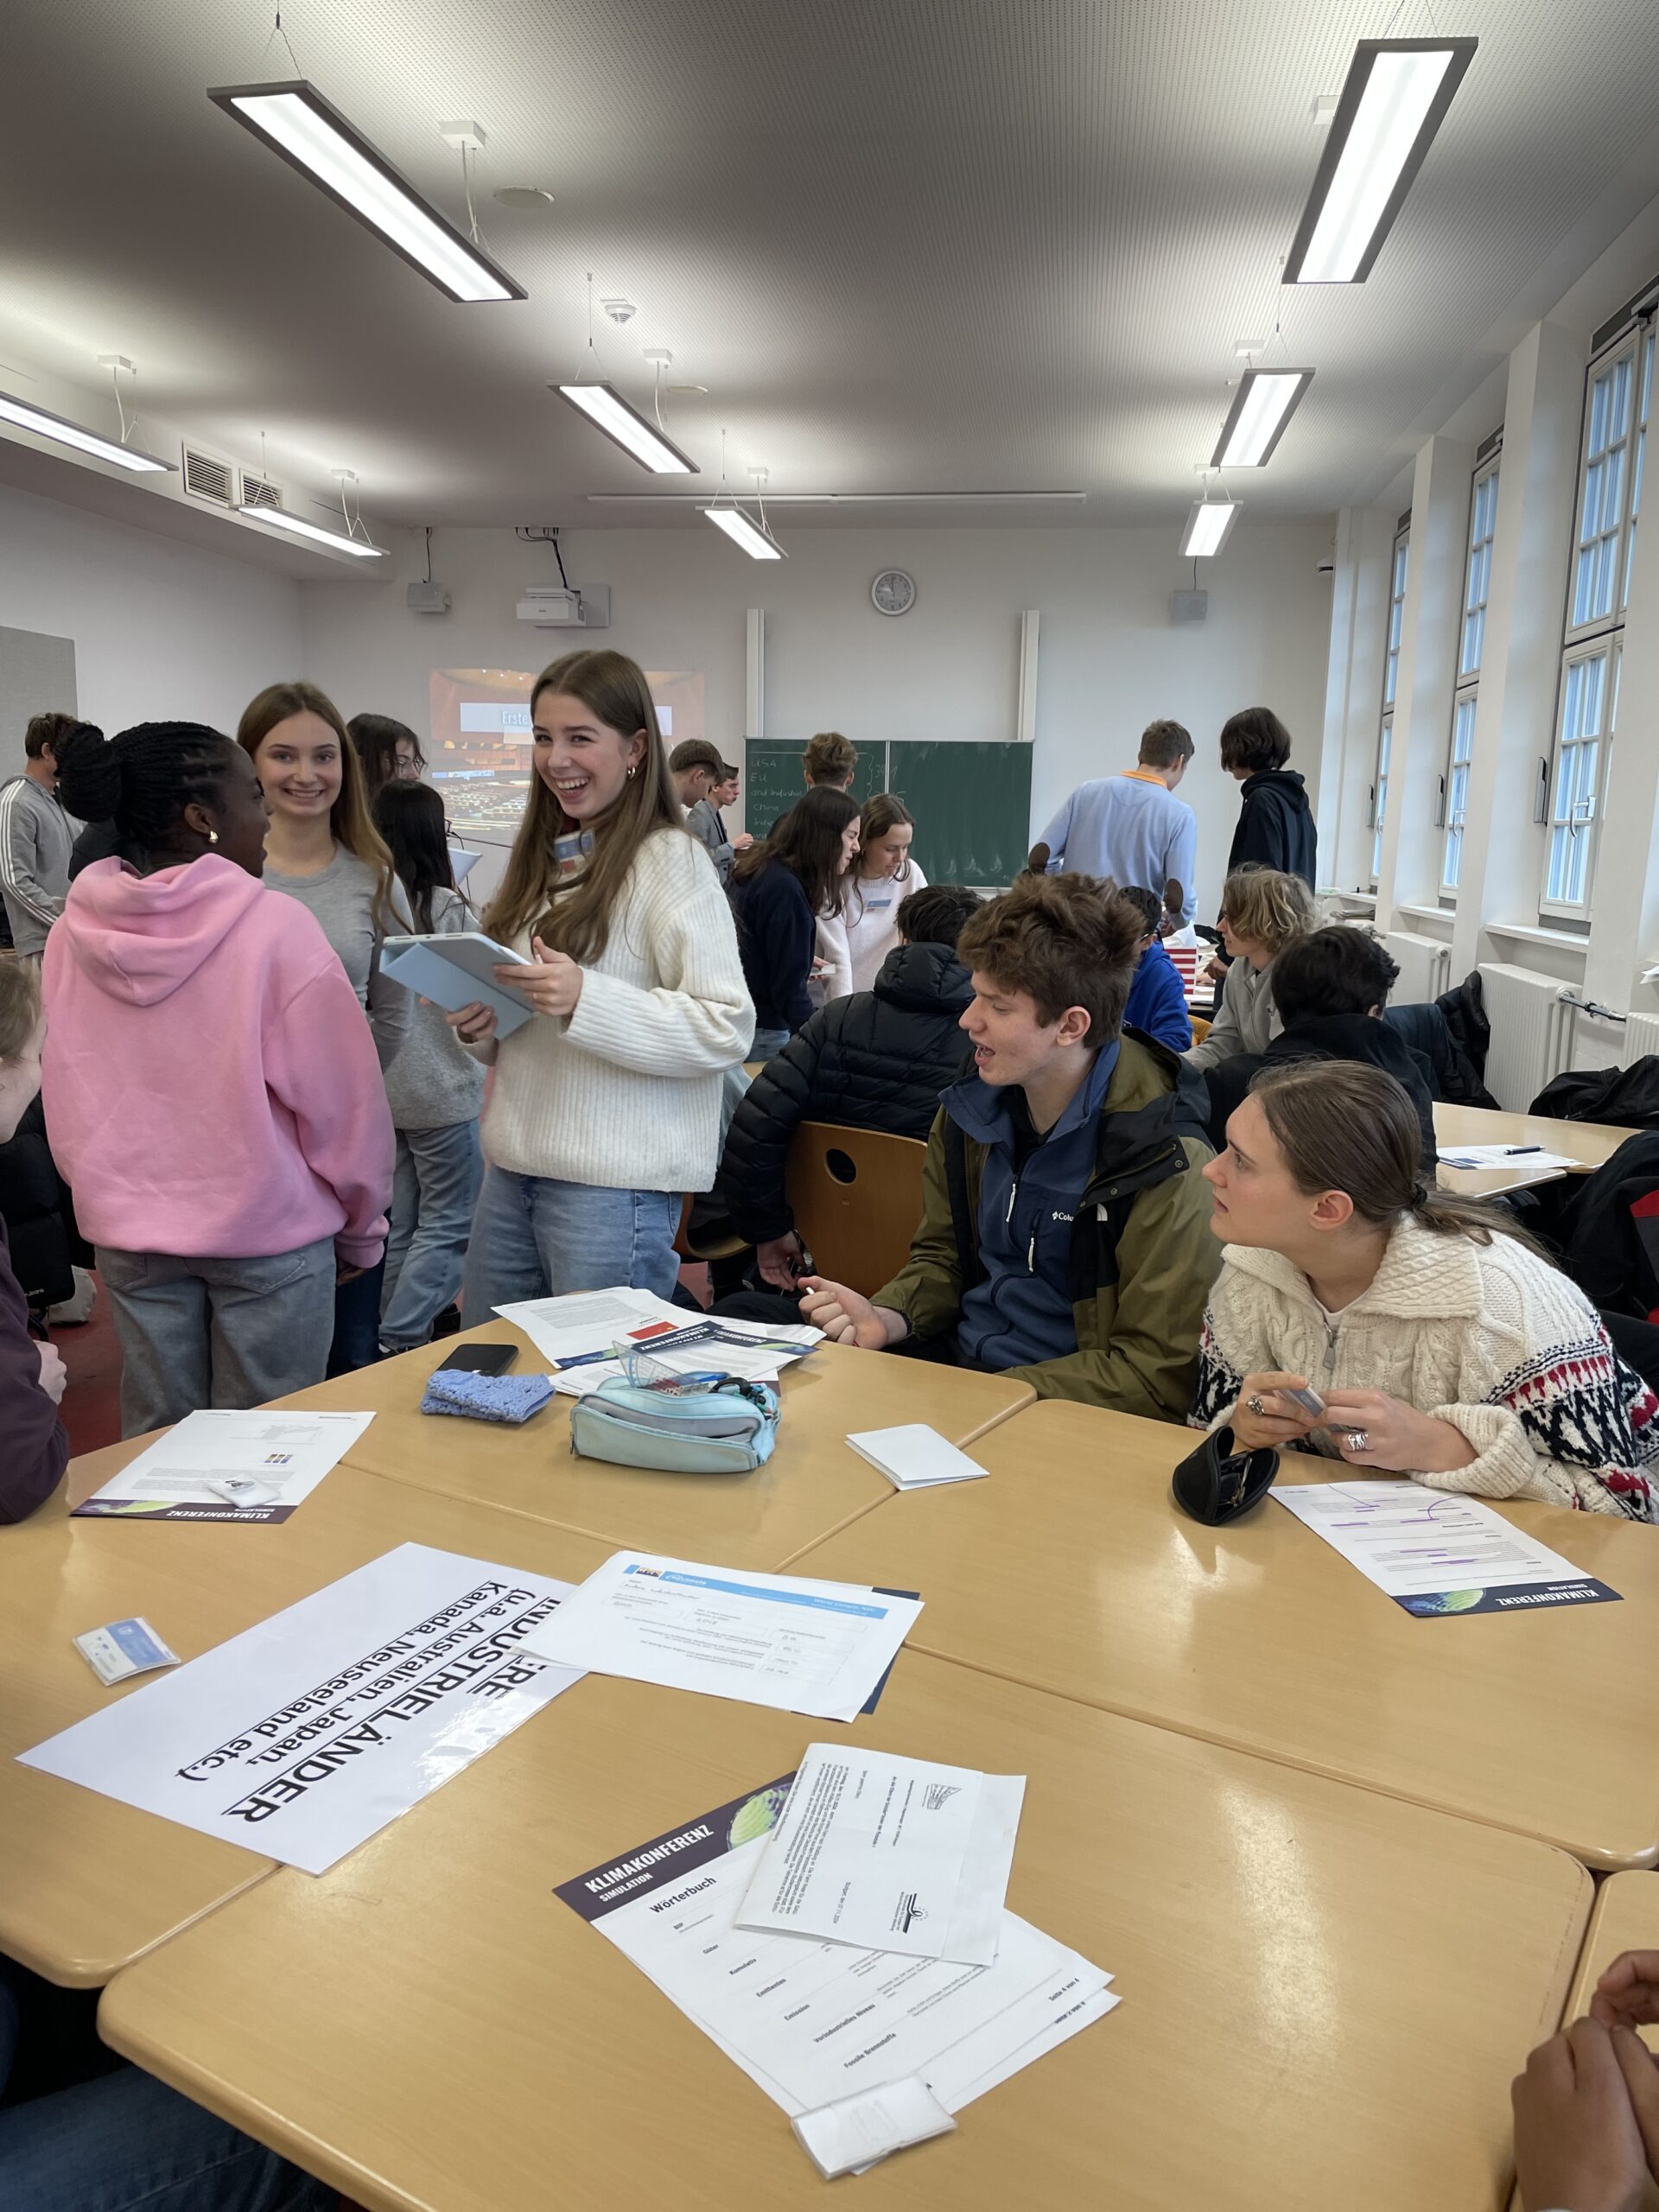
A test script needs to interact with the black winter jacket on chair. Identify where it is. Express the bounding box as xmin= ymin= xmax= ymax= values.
xmin=715 ymin=941 xmax=975 ymax=1245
